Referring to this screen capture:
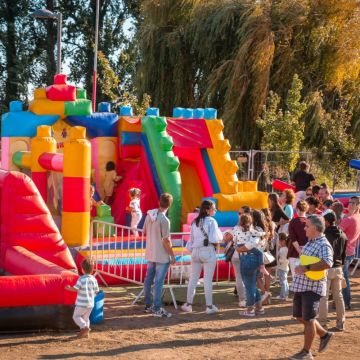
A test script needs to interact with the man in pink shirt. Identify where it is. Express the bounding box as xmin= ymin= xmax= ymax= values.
xmin=340 ymin=196 xmax=360 ymax=309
